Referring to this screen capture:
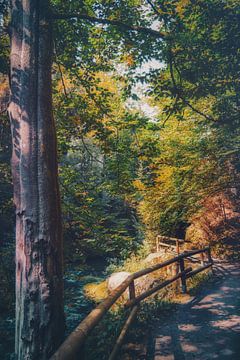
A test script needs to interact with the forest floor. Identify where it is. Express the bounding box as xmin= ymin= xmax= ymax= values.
xmin=150 ymin=261 xmax=240 ymax=360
